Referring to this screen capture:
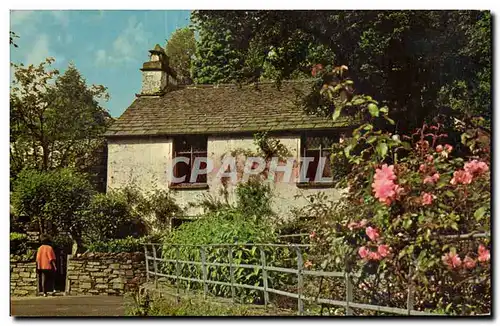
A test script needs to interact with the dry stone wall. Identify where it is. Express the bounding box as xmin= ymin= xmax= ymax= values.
xmin=67 ymin=252 xmax=146 ymax=296
xmin=10 ymin=260 xmax=37 ymax=296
